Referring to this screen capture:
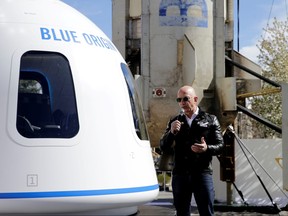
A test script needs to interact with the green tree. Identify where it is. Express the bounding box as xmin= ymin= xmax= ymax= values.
xmin=249 ymin=18 xmax=288 ymax=138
